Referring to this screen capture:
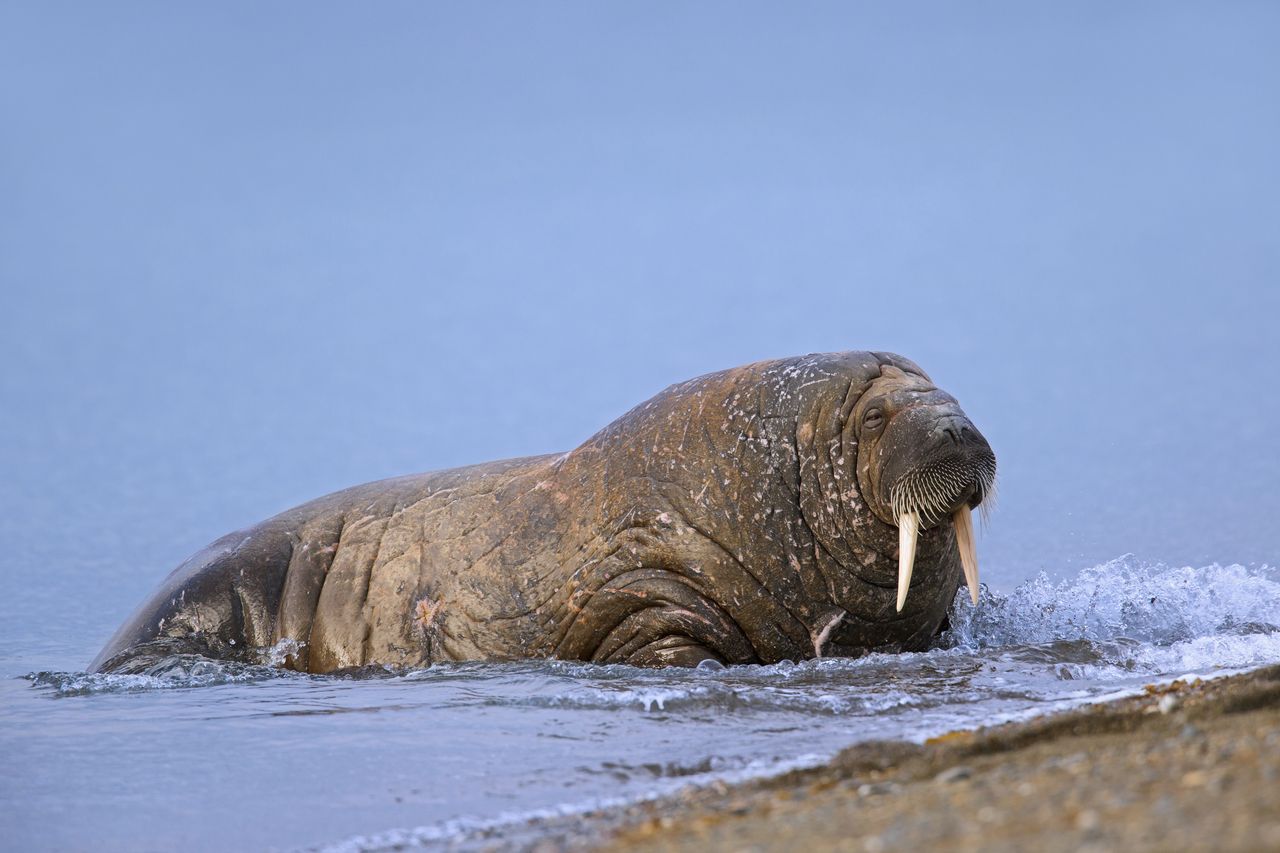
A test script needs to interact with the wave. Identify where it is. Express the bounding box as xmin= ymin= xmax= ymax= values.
xmin=26 ymin=657 xmax=294 ymax=696
xmin=301 ymin=750 xmax=832 ymax=853
xmin=27 ymin=647 xmax=305 ymax=696
xmin=509 ymin=679 xmax=923 ymax=714
xmin=946 ymin=557 xmax=1279 ymax=648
